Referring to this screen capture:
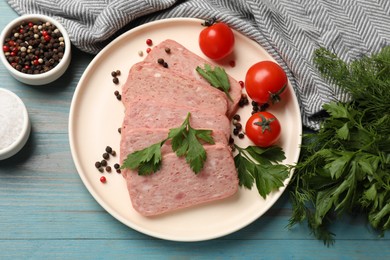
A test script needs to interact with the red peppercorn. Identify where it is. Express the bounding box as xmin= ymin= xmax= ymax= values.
xmin=239 ymin=81 xmax=244 ymax=88
xmin=8 ymin=40 xmax=15 ymax=46
xmin=19 ymin=28 xmax=24 ymax=34
xmin=28 ymin=22 xmax=34 ymax=27
xmin=10 ymin=51 xmax=16 ymax=56
xmin=33 ymin=59 xmax=39 ymax=66
xmin=2 ymin=45 xmax=10 ymax=52
xmin=146 ymin=38 xmax=153 ymax=46
xmin=146 ymin=47 xmax=151 ymax=53
xmin=44 ymin=35 xmax=51 ymax=42
xmin=100 ymin=176 xmax=106 ymax=183
xmin=42 ymin=30 xmax=48 ymax=36
xmin=229 ymin=60 xmax=236 ymax=67
xmin=24 ymin=65 xmax=30 ymax=70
